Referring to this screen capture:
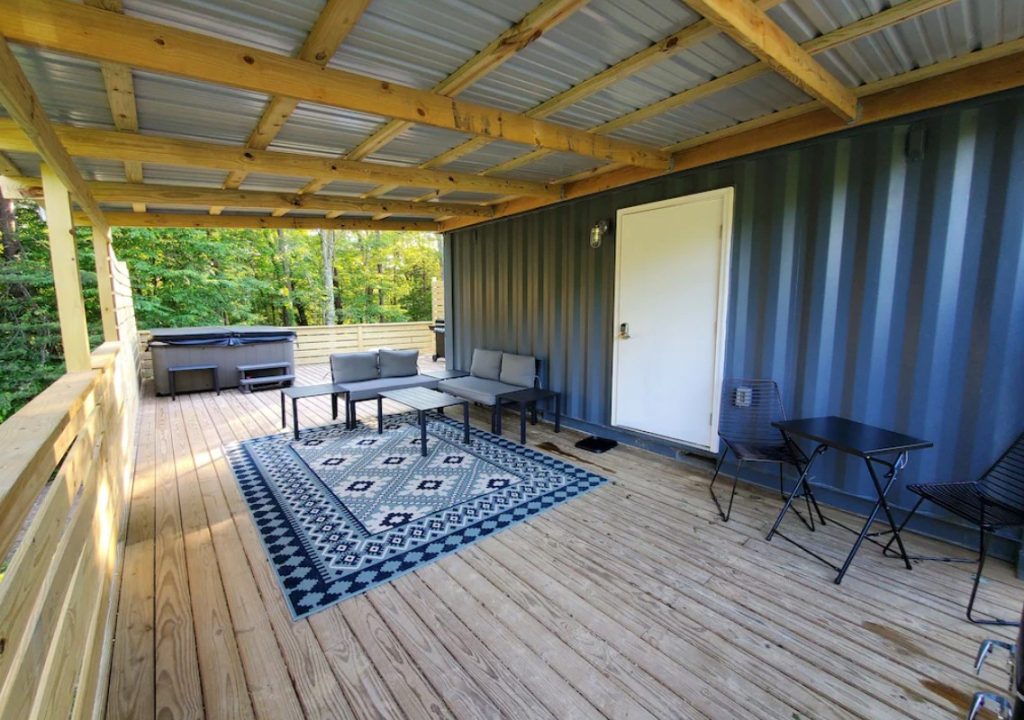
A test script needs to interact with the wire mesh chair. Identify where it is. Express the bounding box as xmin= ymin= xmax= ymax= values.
xmin=883 ymin=431 xmax=1024 ymax=626
xmin=709 ymin=379 xmax=824 ymax=523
